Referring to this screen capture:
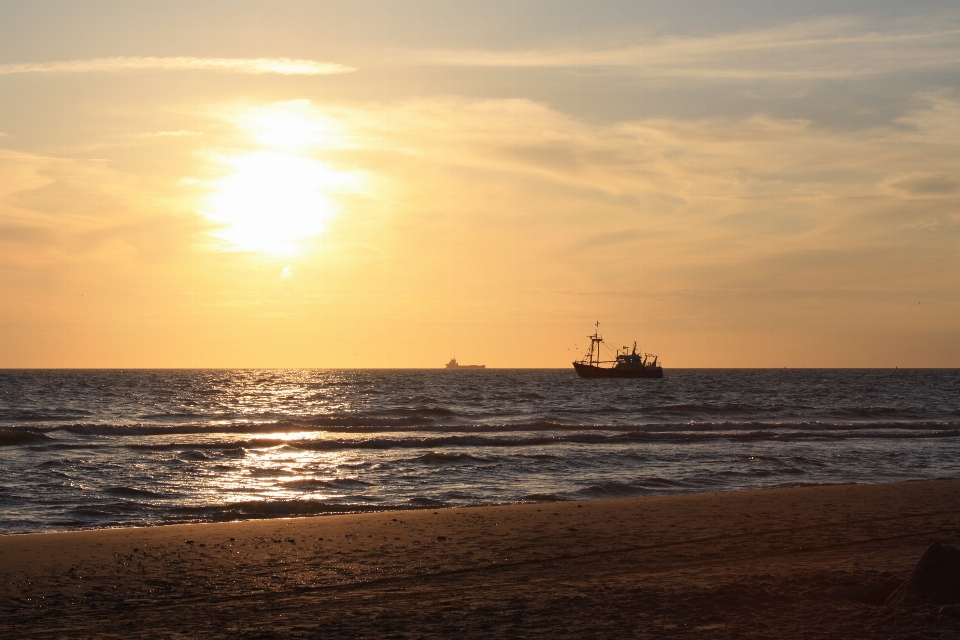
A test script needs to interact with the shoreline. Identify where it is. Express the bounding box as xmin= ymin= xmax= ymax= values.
xmin=4 ymin=479 xmax=960 ymax=637
xmin=0 ymin=477 xmax=954 ymax=538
